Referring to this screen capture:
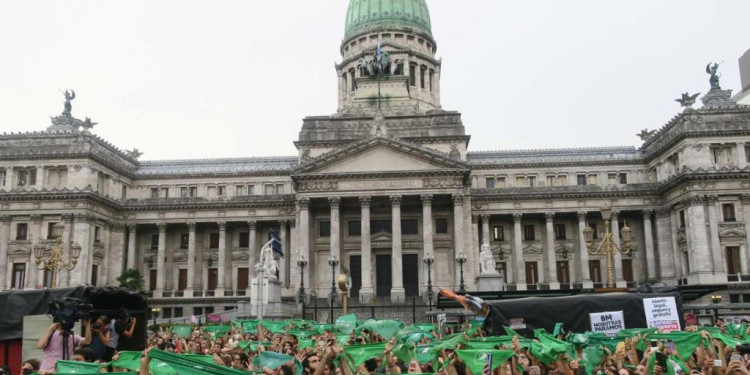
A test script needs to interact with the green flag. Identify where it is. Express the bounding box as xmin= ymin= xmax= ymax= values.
xmin=336 ymin=314 xmax=358 ymax=333
xmin=148 ymin=349 xmax=249 ymax=375
xmin=55 ymin=360 xmax=102 ymax=374
xmin=455 ymin=350 xmax=515 ymax=375
xmin=203 ymin=325 xmax=232 ymax=337
xmin=648 ymin=332 xmax=703 ymax=359
xmin=171 ymin=325 xmax=194 ymax=338
xmin=356 ymin=319 xmax=404 ymax=339
xmin=344 ymin=342 xmax=387 ymax=367
xmin=113 ymin=351 xmax=144 ymax=371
